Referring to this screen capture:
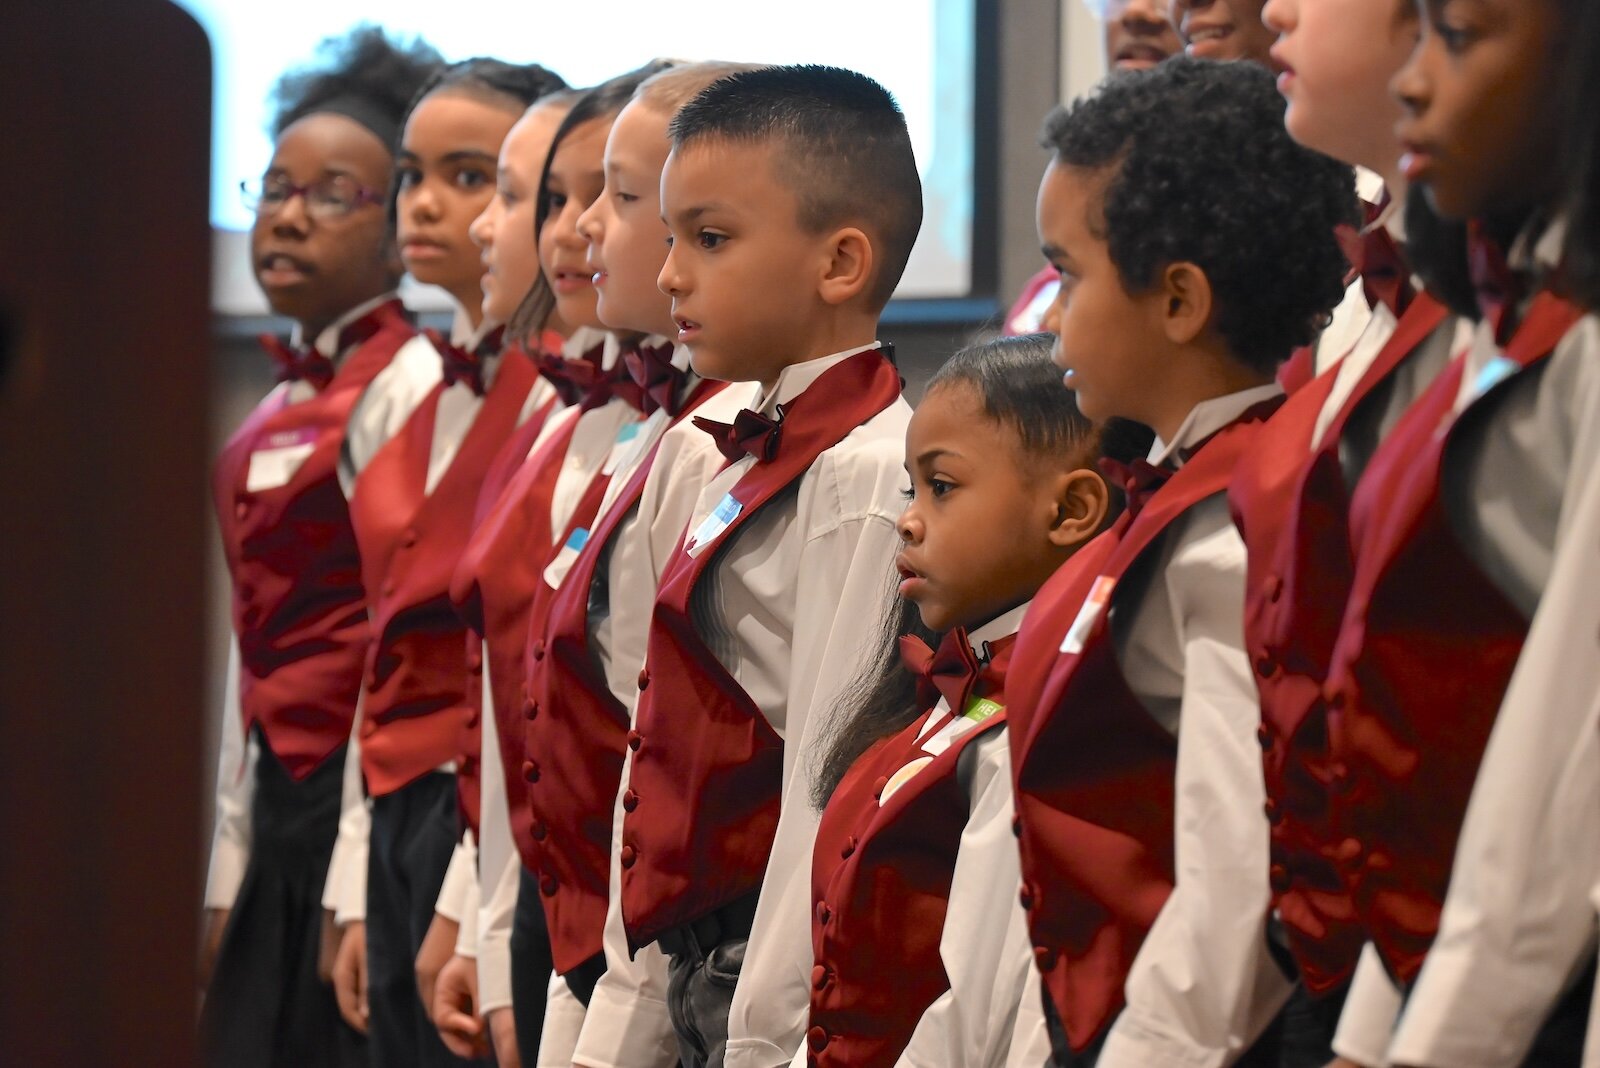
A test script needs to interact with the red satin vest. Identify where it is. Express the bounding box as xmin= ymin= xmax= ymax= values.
xmin=1321 ymin=293 xmax=1586 ymax=985
xmin=212 ymin=299 xmax=414 ymax=781
xmin=350 ymin=350 xmax=539 ymax=798
xmin=1010 ymin=401 xmax=1281 ymax=1052
xmin=523 ymin=379 xmax=726 ymax=974
xmin=1227 ymin=294 xmax=1449 ymax=991
xmin=619 ymin=349 xmax=904 ymax=951
xmin=805 ymin=638 xmax=1015 ymax=1067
